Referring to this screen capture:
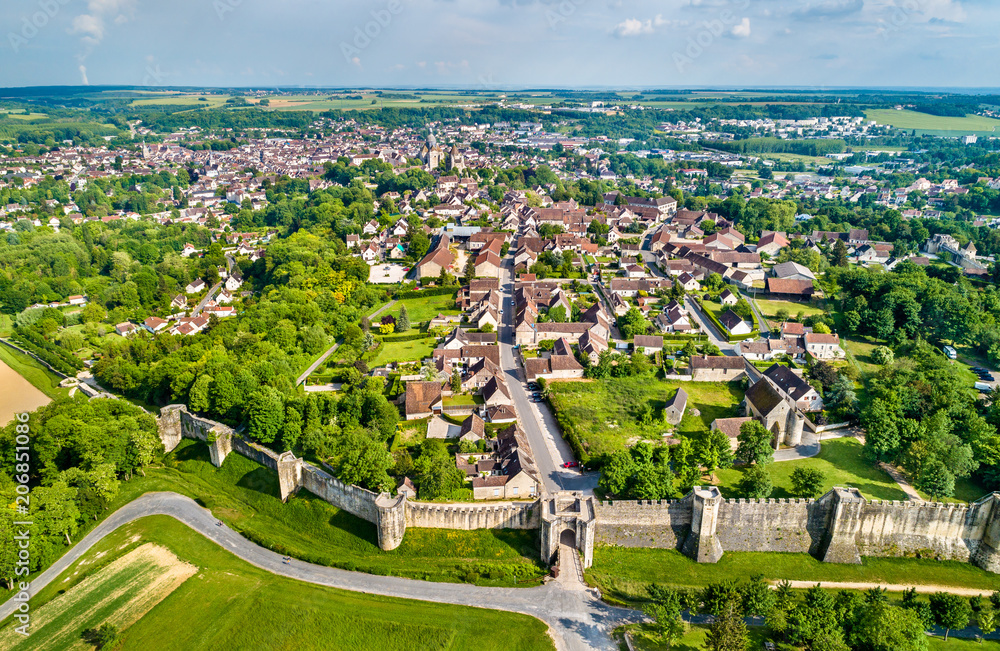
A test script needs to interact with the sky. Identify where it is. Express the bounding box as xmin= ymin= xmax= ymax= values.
xmin=1 ymin=0 xmax=998 ymax=89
